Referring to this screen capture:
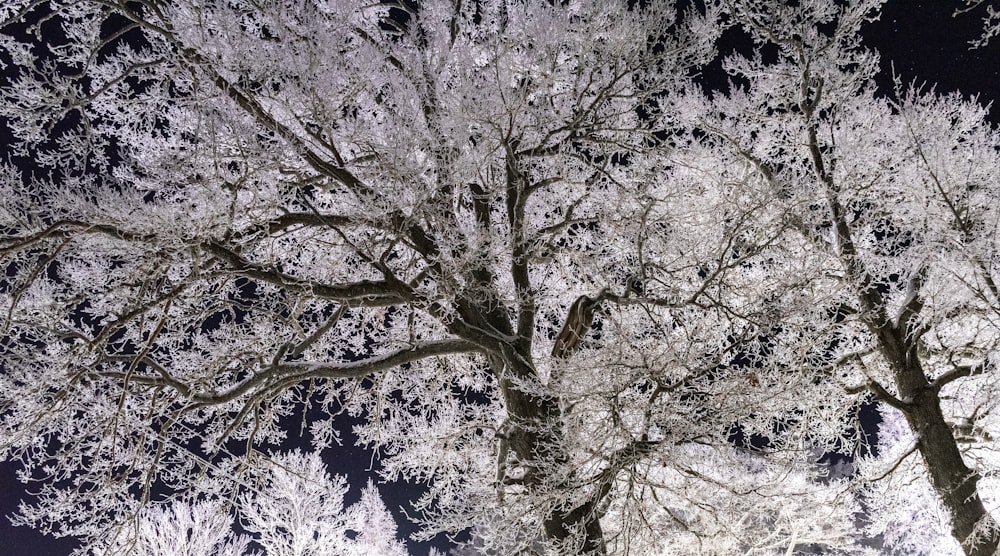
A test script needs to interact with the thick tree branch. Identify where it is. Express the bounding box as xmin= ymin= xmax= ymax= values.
xmin=204 ymin=241 xmax=412 ymax=306
xmin=863 ymin=379 xmax=911 ymax=411
xmin=190 ymin=339 xmax=481 ymax=406
xmin=95 ymin=355 xmax=191 ymax=398
xmin=931 ymin=361 xmax=987 ymax=391
xmin=504 ymin=142 xmax=535 ymax=347
xmin=266 ymin=212 xmax=353 ymax=234
xmin=894 ymin=268 xmax=926 ymax=332
xmin=1 ymin=220 xmax=157 ymax=253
